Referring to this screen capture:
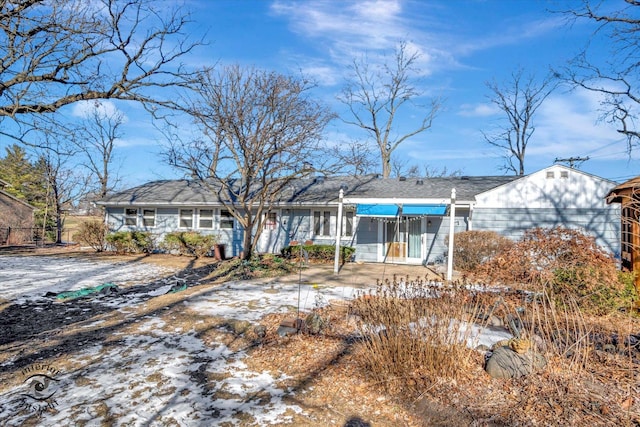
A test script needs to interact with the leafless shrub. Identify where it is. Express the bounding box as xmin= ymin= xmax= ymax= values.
xmin=73 ymin=220 xmax=108 ymax=252
xmin=476 ymin=227 xmax=635 ymax=315
xmin=446 ymin=230 xmax=514 ymax=272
